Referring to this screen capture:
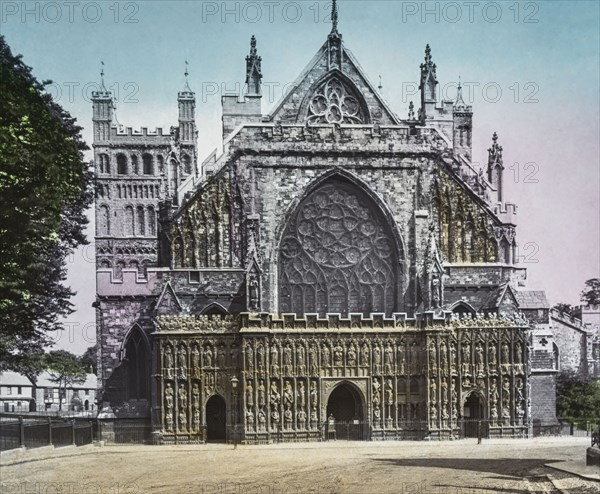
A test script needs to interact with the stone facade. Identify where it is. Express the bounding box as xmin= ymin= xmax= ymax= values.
xmin=95 ymin=16 xmax=549 ymax=441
